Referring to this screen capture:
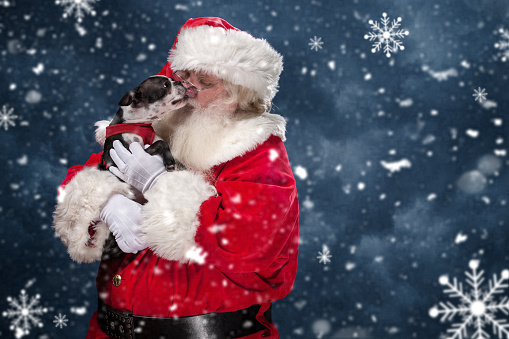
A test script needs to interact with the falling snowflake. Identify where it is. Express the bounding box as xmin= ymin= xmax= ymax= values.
xmin=364 ymin=12 xmax=409 ymax=58
xmin=317 ymin=245 xmax=332 ymax=265
xmin=53 ymin=313 xmax=68 ymax=329
xmin=55 ymin=0 xmax=98 ymax=23
xmin=494 ymin=28 xmax=509 ymax=62
xmin=2 ymin=289 xmax=48 ymax=338
xmin=1 ymin=104 xmax=17 ymax=131
xmin=429 ymin=259 xmax=509 ymax=339
xmin=309 ymin=36 xmax=324 ymax=51
xmin=473 ymin=87 xmax=488 ymax=102
xmin=0 ymin=0 xmax=14 ymax=7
